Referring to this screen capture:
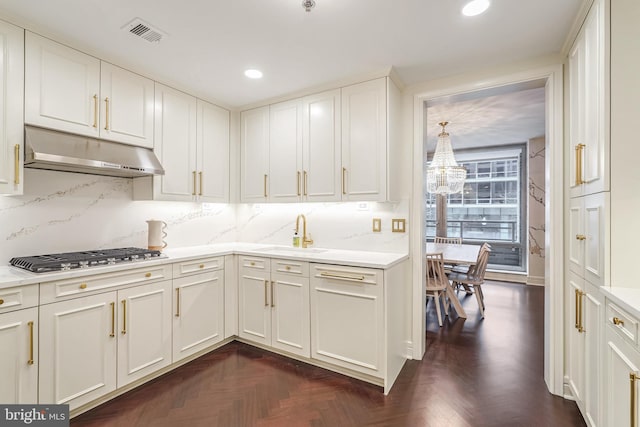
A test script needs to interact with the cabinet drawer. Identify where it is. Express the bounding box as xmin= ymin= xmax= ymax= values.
xmin=0 ymin=284 xmax=39 ymax=313
xmin=40 ymin=264 xmax=172 ymax=304
xmin=311 ymin=264 xmax=381 ymax=287
xmin=606 ymin=301 xmax=639 ymax=344
xmin=173 ymin=256 xmax=224 ymax=277
xmin=271 ymin=259 xmax=309 ymax=277
xmin=240 ymin=256 xmax=270 ymax=272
